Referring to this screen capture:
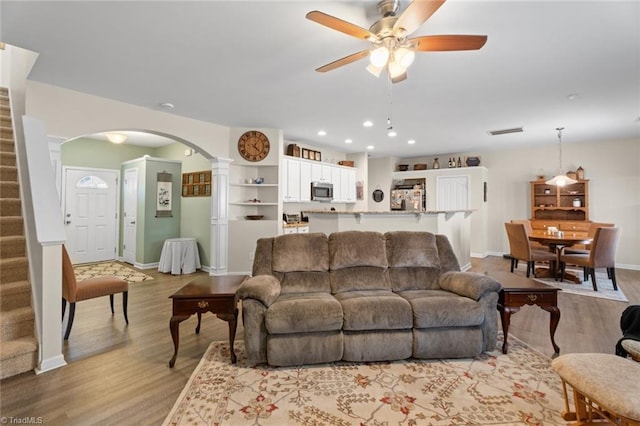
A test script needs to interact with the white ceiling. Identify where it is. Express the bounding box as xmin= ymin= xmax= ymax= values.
xmin=2 ymin=1 xmax=639 ymax=157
